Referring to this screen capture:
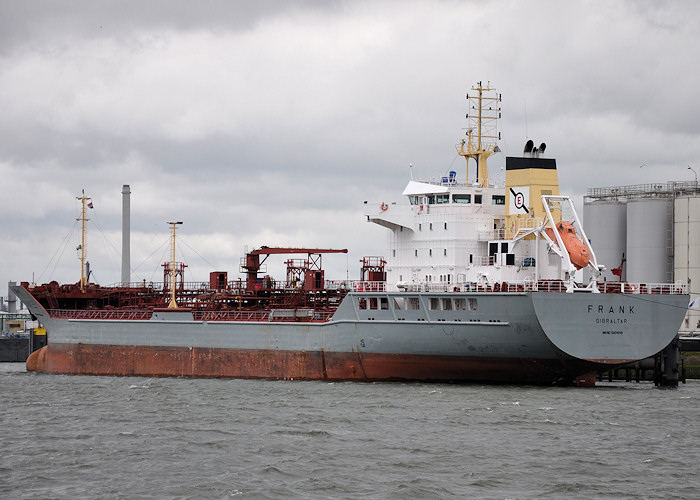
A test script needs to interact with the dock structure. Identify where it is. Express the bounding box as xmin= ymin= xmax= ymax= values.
xmin=598 ymin=335 xmax=700 ymax=386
